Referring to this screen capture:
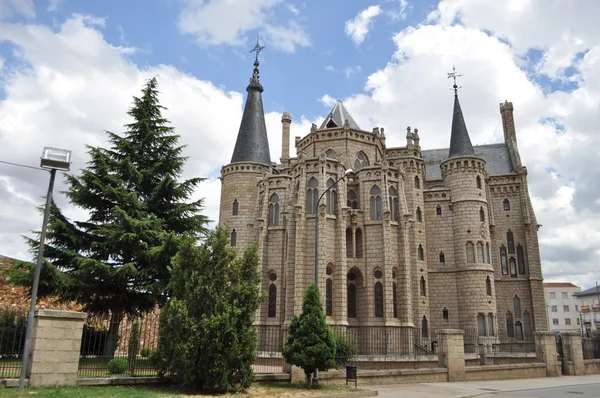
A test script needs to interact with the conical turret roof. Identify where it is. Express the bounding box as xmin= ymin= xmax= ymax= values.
xmin=230 ymin=59 xmax=271 ymax=165
xmin=319 ymin=100 xmax=361 ymax=130
xmin=448 ymin=94 xmax=475 ymax=158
